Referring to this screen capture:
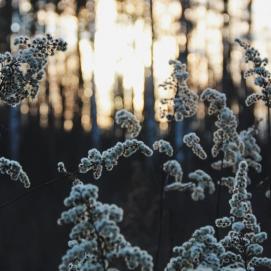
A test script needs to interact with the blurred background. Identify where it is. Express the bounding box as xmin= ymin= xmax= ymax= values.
xmin=0 ymin=0 xmax=270 ymax=270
